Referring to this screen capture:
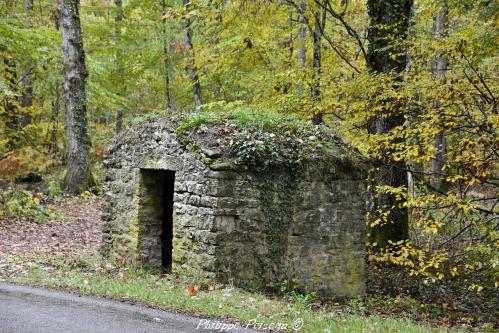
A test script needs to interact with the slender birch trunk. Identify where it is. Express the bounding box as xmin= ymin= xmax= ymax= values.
xmin=21 ymin=0 xmax=34 ymax=126
xmin=161 ymin=0 xmax=172 ymax=110
xmin=49 ymin=89 xmax=61 ymax=157
xmin=311 ymin=6 xmax=326 ymax=124
xmin=183 ymin=0 xmax=202 ymax=108
xmin=3 ymin=57 xmax=19 ymax=148
xmin=431 ymin=0 xmax=449 ymax=192
xmin=295 ymin=1 xmax=306 ymax=94
xmin=115 ymin=0 xmax=124 ymax=134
